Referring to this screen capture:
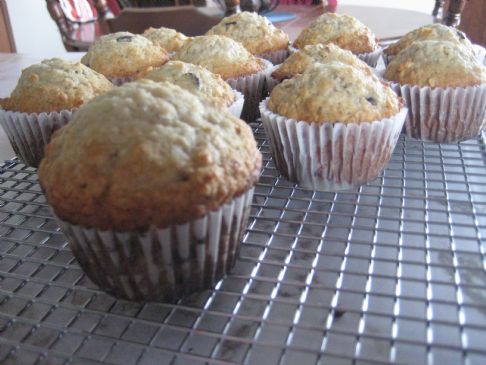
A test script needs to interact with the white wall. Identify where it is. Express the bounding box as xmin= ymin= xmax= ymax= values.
xmin=338 ymin=0 xmax=431 ymax=14
xmin=6 ymin=0 xmax=66 ymax=55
